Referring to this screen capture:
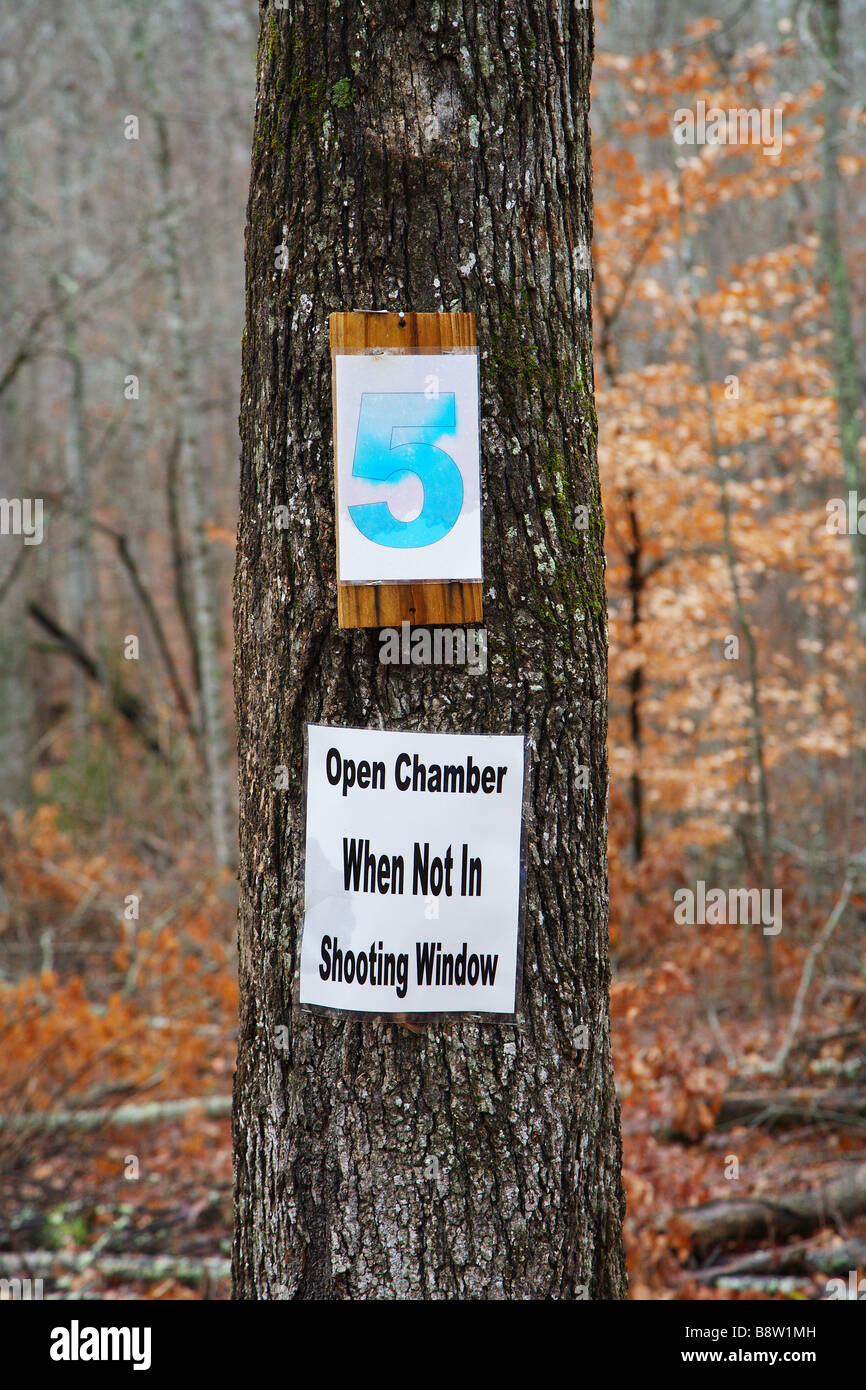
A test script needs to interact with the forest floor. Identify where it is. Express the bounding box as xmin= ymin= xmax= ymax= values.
xmin=1 ymin=806 xmax=863 ymax=1301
